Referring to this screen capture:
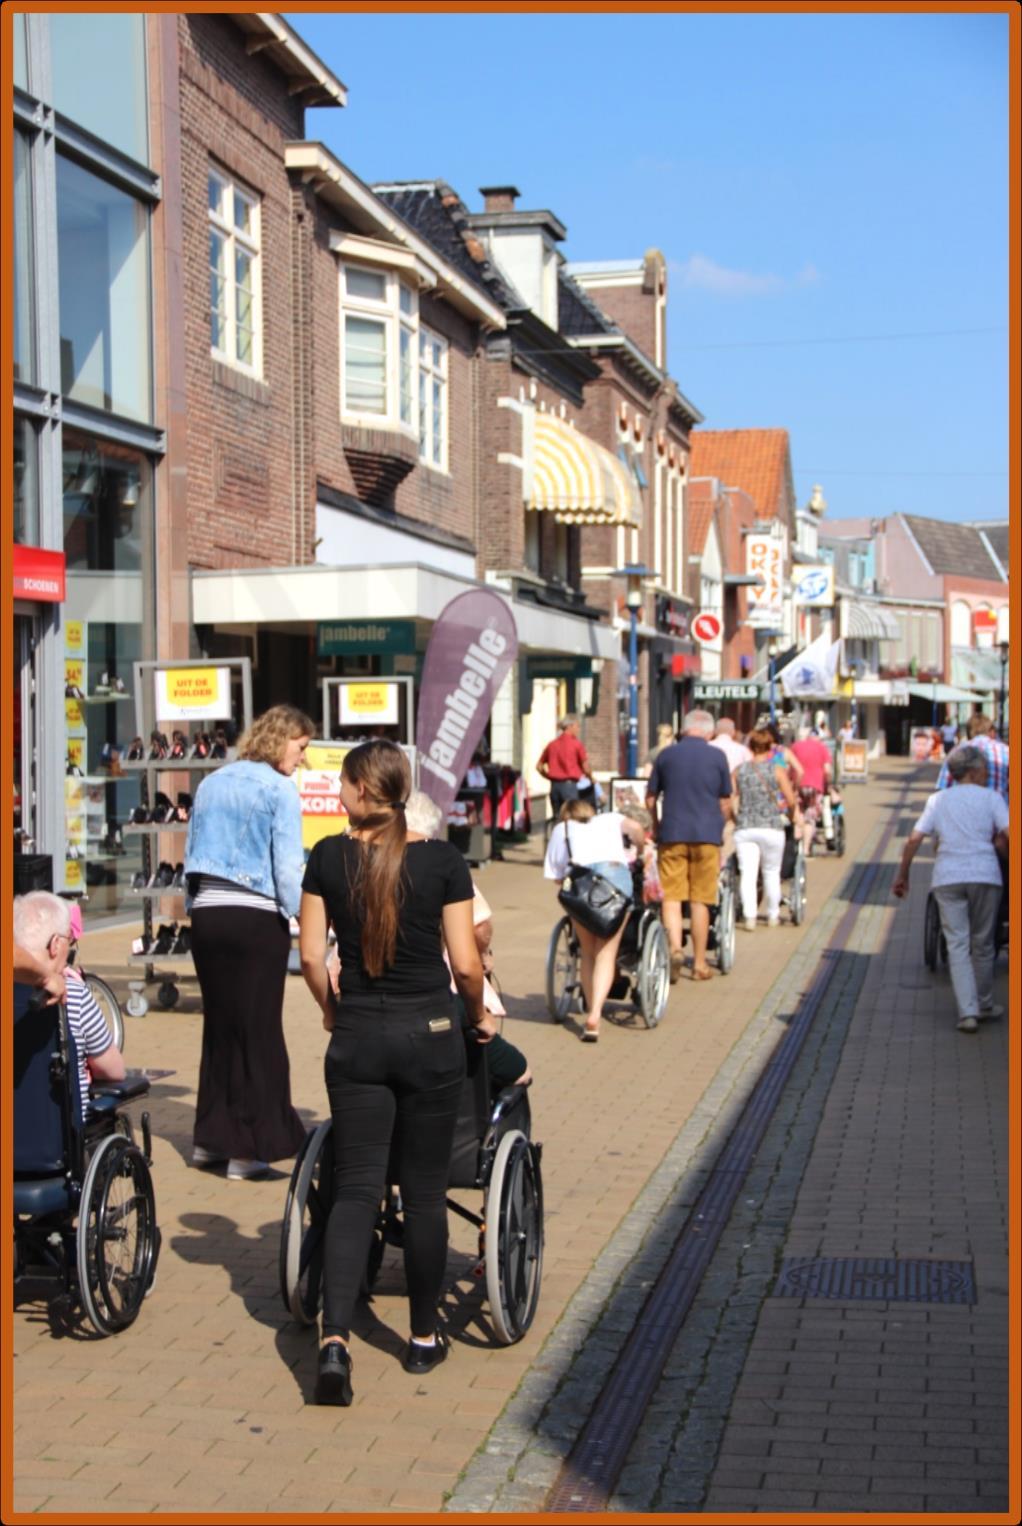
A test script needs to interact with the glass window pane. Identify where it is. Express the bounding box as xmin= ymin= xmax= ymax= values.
xmin=233 ymin=188 xmax=255 ymax=237
xmin=208 ymin=172 xmax=226 ymax=218
xmin=344 ymin=317 xmax=386 ymax=412
xmin=419 ymin=369 xmax=427 ymax=455
xmin=57 ymin=153 xmax=151 ymax=423
xmin=399 ymin=284 xmax=414 ymax=316
xmin=345 ymin=266 xmax=386 ymax=303
xmin=14 ymin=132 xmax=35 ymax=385
xmin=49 ymin=13 xmax=148 ymax=163
xmin=433 ymin=339 xmax=443 ymax=370
xmin=62 ymin=427 xmax=147 ymax=573
xmin=400 ymin=327 xmax=413 ymax=425
xmin=14 ymin=13 xmax=28 ymax=90
xmin=432 ymin=379 xmax=443 ymax=465
xmin=14 ymin=416 xmax=39 ymax=545
xmin=209 ymin=229 xmax=227 ymax=351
